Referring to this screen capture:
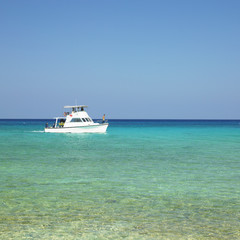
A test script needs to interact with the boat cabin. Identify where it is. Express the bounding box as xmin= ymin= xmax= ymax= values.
xmin=47 ymin=105 xmax=95 ymax=129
